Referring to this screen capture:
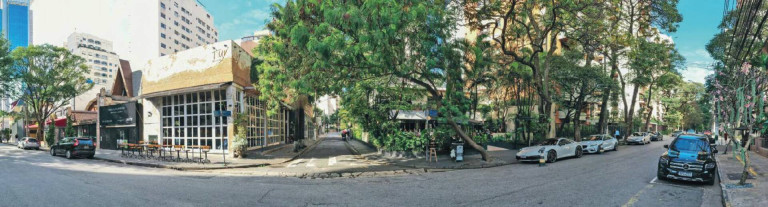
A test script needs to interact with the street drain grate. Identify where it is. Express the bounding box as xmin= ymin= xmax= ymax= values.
xmin=726 ymin=173 xmax=755 ymax=180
